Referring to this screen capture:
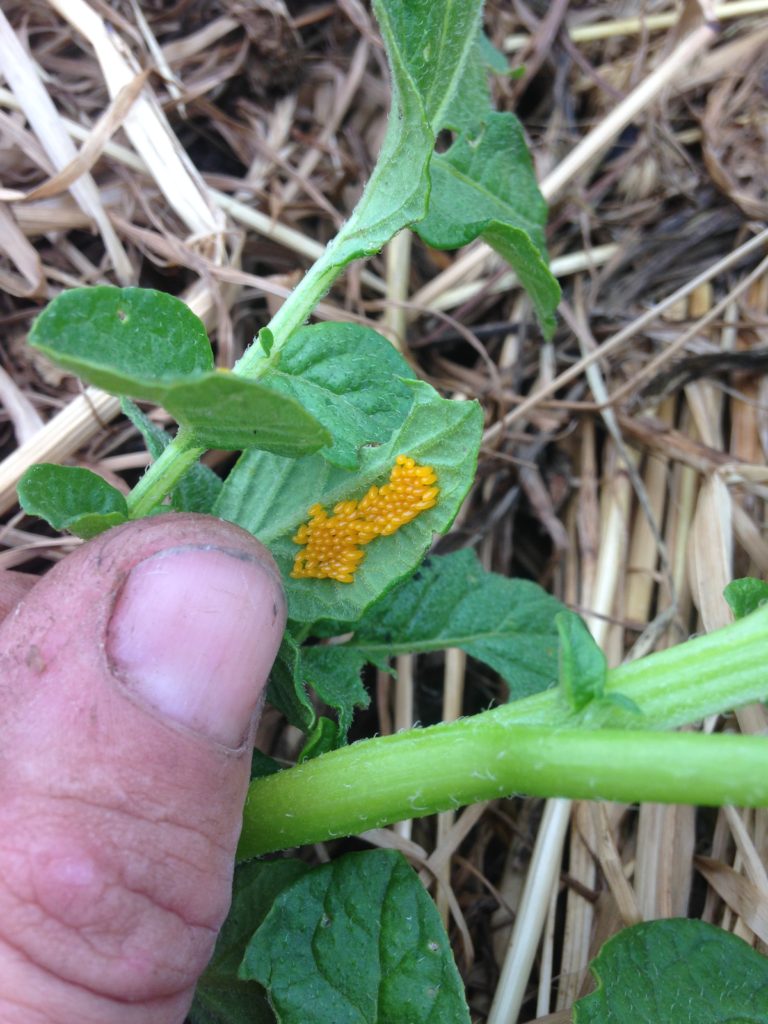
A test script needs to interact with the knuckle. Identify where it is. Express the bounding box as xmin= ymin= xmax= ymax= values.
xmin=0 ymin=793 xmax=229 ymax=1005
